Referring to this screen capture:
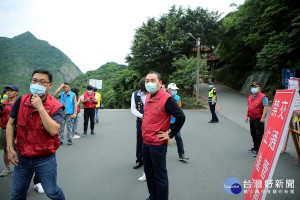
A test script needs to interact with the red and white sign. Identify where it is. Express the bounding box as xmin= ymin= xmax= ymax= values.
xmin=244 ymin=89 xmax=296 ymax=200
